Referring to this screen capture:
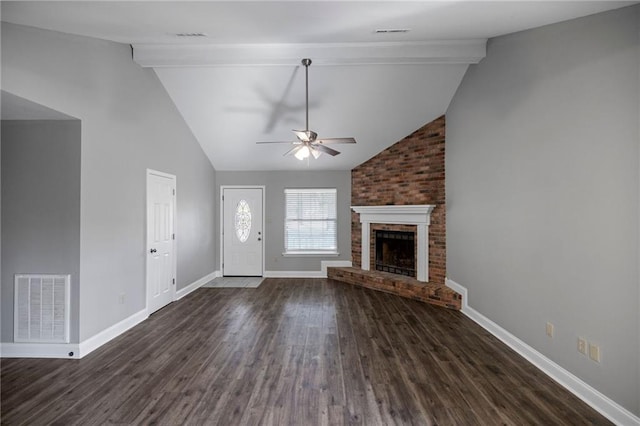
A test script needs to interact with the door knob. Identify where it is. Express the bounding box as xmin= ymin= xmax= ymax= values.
xmin=150 ymin=248 xmax=157 ymax=253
